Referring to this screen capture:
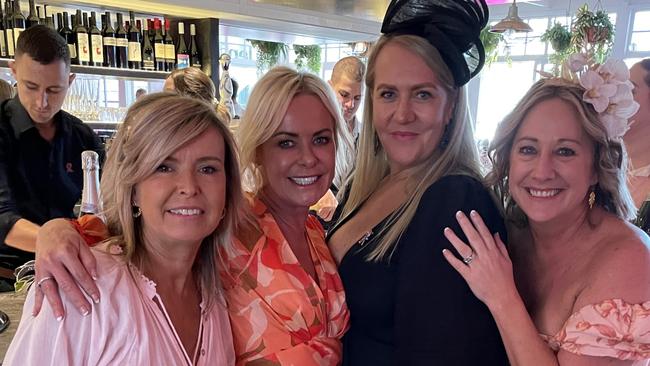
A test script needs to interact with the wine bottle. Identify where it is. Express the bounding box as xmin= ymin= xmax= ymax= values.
xmin=79 ymin=151 xmax=104 ymax=221
xmin=60 ymin=12 xmax=75 ymax=62
xmin=141 ymin=19 xmax=154 ymax=71
xmin=12 ymin=0 xmax=25 ymax=52
xmin=147 ymin=19 xmax=154 ymax=44
xmin=163 ymin=19 xmax=175 ymax=70
xmin=26 ymin=0 xmax=38 ymax=28
xmin=176 ymin=22 xmax=189 ymax=69
xmin=82 ymin=12 xmax=88 ymax=29
xmin=114 ymin=13 xmax=128 ymax=68
xmin=0 ymin=3 xmax=6 ymax=58
xmin=4 ymin=0 xmax=13 ymax=57
xmin=127 ymin=11 xmax=141 ymax=69
xmin=56 ymin=12 xmax=62 ymax=32
xmin=89 ymin=12 xmax=103 ymax=67
xmin=189 ymin=24 xmax=201 ymax=68
xmin=153 ymin=18 xmax=165 ymax=71
xmin=73 ymin=9 xmax=90 ymax=66
xmin=102 ymin=11 xmax=116 ymax=68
